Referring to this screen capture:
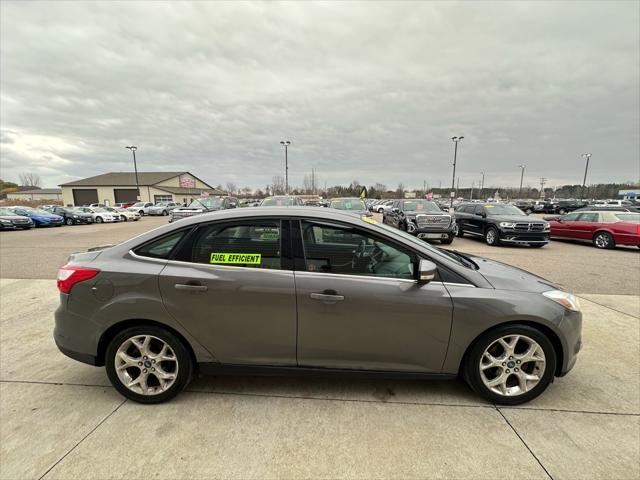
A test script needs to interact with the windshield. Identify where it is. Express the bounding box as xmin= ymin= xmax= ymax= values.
xmin=402 ymin=200 xmax=441 ymax=212
xmin=261 ymin=197 xmax=296 ymax=206
xmin=93 ymin=207 xmax=108 ymax=212
xmin=484 ymin=204 xmax=525 ymax=216
xmin=330 ymin=199 xmax=366 ymax=211
xmin=187 ymin=197 xmax=222 ymax=209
